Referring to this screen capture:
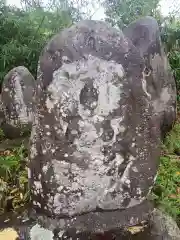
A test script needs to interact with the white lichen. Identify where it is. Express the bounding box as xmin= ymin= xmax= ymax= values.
xmin=30 ymin=224 xmax=54 ymax=240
